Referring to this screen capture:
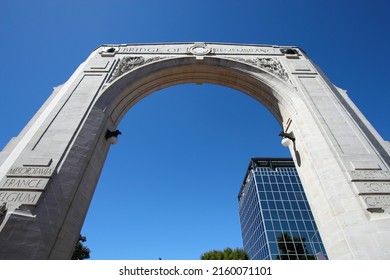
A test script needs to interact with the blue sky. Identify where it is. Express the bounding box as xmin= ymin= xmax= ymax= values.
xmin=0 ymin=0 xmax=389 ymax=260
